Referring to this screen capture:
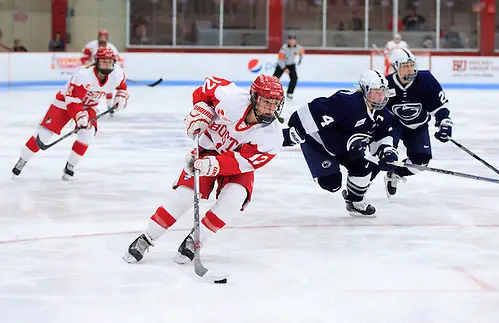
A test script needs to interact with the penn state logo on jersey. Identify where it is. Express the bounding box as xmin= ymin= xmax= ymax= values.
xmin=392 ymin=103 xmax=423 ymax=122
xmin=346 ymin=133 xmax=371 ymax=151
